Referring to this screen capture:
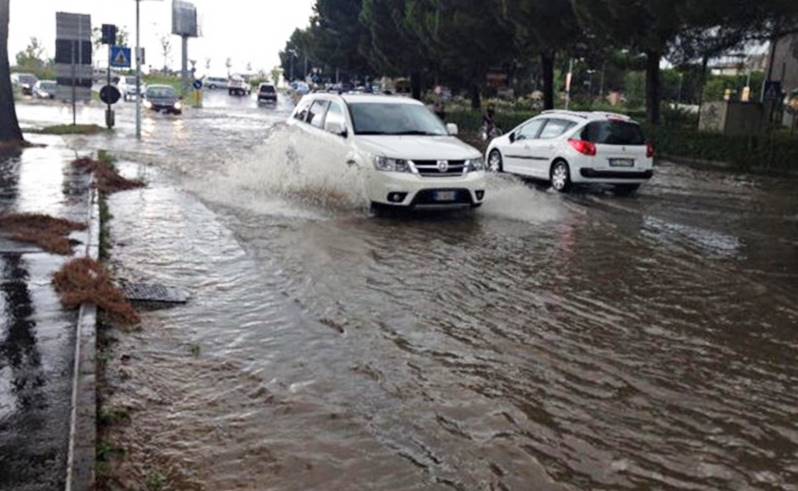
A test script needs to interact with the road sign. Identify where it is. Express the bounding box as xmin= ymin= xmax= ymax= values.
xmin=763 ymin=81 xmax=783 ymax=101
xmin=100 ymin=85 xmax=121 ymax=105
xmin=111 ymin=46 xmax=132 ymax=68
xmin=192 ymin=79 xmax=203 ymax=90
xmin=55 ymin=12 xmax=92 ymax=113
